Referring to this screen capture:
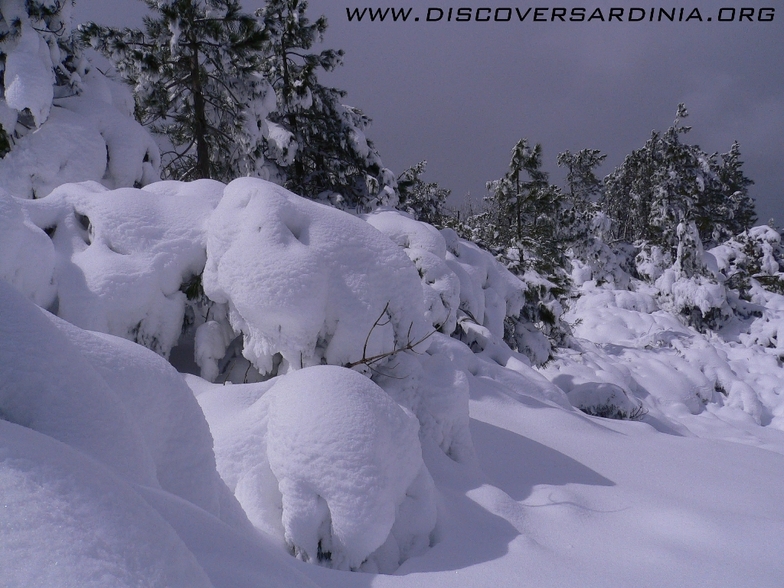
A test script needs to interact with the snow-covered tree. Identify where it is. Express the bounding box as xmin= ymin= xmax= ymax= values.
xmin=257 ymin=0 xmax=396 ymax=209
xmin=0 ymin=0 xmax=77 ymax=153
xmin=555 ymin=149 xmax=631 ymax=288
xmin=395 ymin=160 xmax=450 ymax=225
xmin=0 ymin=0 xmax=159 ymax=197
xmin=454 ymin=139 xmax=574 ymax=360
xmin=482 ymin=139 xmax=569 ymax=289
xmin=708 ymin=140 xmax=756 ymax=243
xmin=558 ymin=148 xmax=606 ymax=204
xmin=602 ymin=105 xmax=756 ymax=256
xmin=82 ymin=0 xmax=274 ymax=182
